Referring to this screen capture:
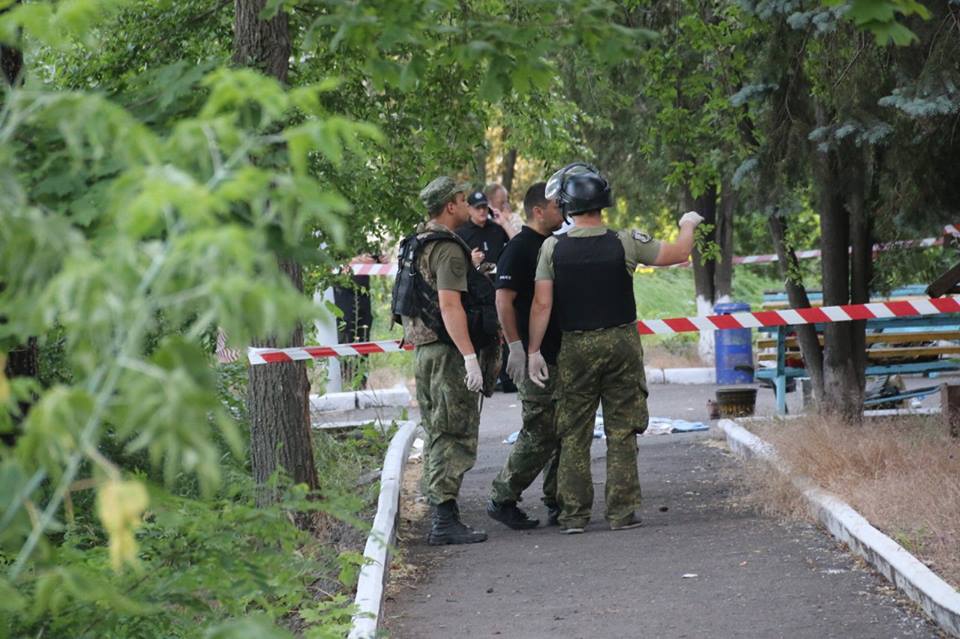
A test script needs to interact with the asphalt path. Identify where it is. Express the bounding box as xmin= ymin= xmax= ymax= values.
xmin=380 ymin=383 xmax=944 ymax=639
